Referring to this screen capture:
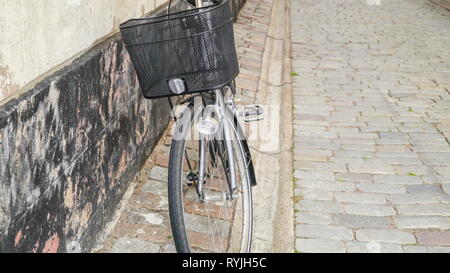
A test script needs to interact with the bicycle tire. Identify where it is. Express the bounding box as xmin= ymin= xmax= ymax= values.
xmin=168 ymin=102 xmax=254 ymax=253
